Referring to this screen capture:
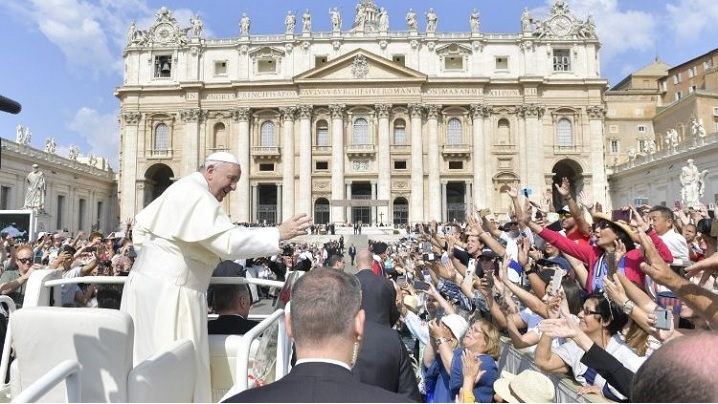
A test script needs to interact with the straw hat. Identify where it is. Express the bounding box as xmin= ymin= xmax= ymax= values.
xmin=493 ymin=370 xmax=555 ymax=403
xmin=592 ymin=212 xmax=634 ymax=236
